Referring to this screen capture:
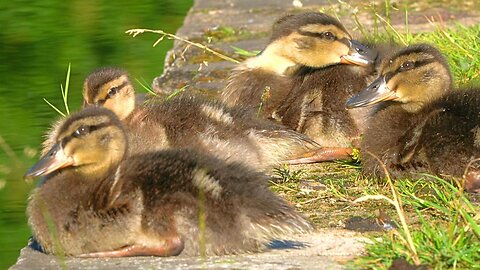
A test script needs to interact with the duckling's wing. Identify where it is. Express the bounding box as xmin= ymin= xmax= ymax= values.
xmin=414 ymin=89 xmax=480 ymax=176
xmin=396 ymin=108 xmax=446 ymax=165
xmin=222 ymin=68 xmax=295 ymax=119
xmin=277 ymin=65 xmax=368 ymax=147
